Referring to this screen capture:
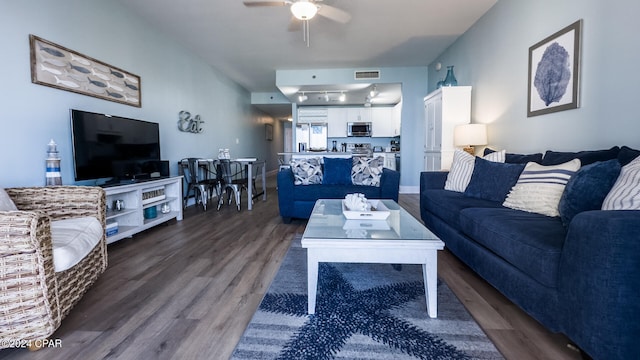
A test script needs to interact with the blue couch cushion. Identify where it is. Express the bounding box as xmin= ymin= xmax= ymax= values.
xmin=464 ymin=157 xmax=525 ymax=202
xmin=293 ymin=184 xmax=380 ymax=201
xmin=558 ymin=159 xmax=621 ymax=227
xmin=323 ymin=157 xmax=352 ymax=185
xmin=421 ymin=189 xmax=503 ymax=228
xmin=618 ymin=145 xmax=640 ymax=166
xmin=484 ymin=148 xmax=543 ymax=164
xmin=542 ymin=146 xmax=620 ymax=166
xmin=458 ymin=207 xmax=567 ymax=288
